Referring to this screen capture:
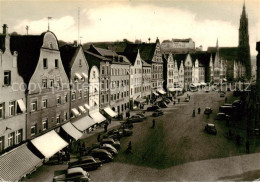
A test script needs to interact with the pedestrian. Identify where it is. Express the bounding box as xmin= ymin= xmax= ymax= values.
xmin=189 ymin=95 xmax=191 ymax=100
xmin=61 ymin=150 xmax=66 ymax=162
xmin=178 ymin=98 xmax=180 ymax=103
xmin=173 ymin=101 xmax=176 ymax=105
xmin=187 ymin=93 xmax=189 ymax=98
xmin=104 ymin=123 xmax=108 ymax=132
xmin=225 ymin=97 xmax=228 ymax=103
xmin=192 ymin=109 xmax=195 ymax=117
xmin=198 ymin=107 xmax=201 ymax=114
xmin=97 ymin=133 xmax=101 ymax=142
xmin=66 ymin=151 xmax=70 ymax=162
xmin=126 ymin=141 xmax=132 ymax=154
xmin=246 ymin=140 xmax=250 ymax=153
xmin=57 ymin=151 xmax=61 ymax=164
xmin=152 ymin=119 xmax=155 ymax=128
